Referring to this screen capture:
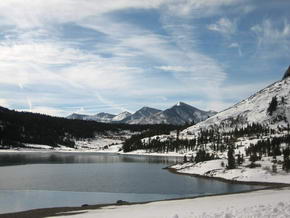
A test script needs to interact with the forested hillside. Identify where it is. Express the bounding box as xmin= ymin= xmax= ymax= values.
xmin=0 ymin=106 xmax=179 ymax=148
